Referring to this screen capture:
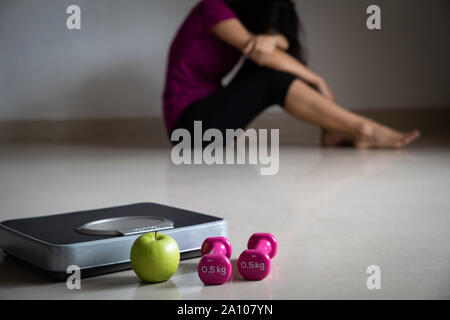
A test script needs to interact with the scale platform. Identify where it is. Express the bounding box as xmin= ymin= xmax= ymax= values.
xmin=0 ymin=203 xmax=227 ymax=281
